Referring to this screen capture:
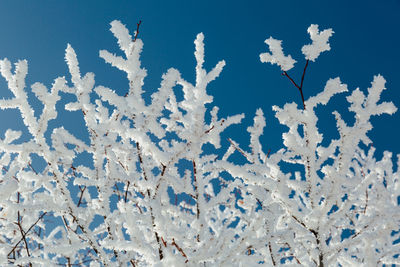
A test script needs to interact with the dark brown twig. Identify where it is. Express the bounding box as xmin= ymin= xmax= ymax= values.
xmin=282 ymin=59 xmax=309 ymax=110
xmin=205 ymin=125 xmax=214 ymax=134
xmin=227 ymin=138 xmax=253 ymax=163
xmin=2 ymin=166 xmax=18 ymax=181
xmin=77 ymin=186 xmax=87 ymax=207
xmin=172 ymin=238 xmax=188 ymax=263
xmin=161 ymin=236 xmax=167 ymax=247
xmin=16 ymin=212 xmax=30 ymax=258
xmin=256 ymin=198 xmax=263 ymax=209
xmin=114 ymin=183 xmax=121 ymax=201
xmin=8 ymin=212 xmax=46 ymax=258
xmin=363 ymin=189 xmax=368 ymax=214
xmin=28 ymin=162 xmax=38 ymax=175
xmin=136 ymin=142 xmax=163 ymax=260
xmin=282 ymin=71 xmax=300 ymax=89
xmin=192 ymin=160 xmax=201 ymax=242
xmin=133 ymin=20 xmax=142 ymax=42
xmin=161 ymin=164 xmax=166 ymax=176
xmin=266 ymin=149 xmax=271 ymax=159
xmin=264 ymin=149 xmax=272 ymax=163
xmin=268 ymin=242 xmax=276 ymax=266
xmin=300 ymin=60 xmax=309 ymax=90
xmin=136 ymin=142 xmax=148 ymax=182
xmin=124 ymin=181 xmax=130 ymax=203
xmin=70 ymin=165 xmax=77 ymax=177
xmin=135 ymin=203 xmax=143 ymax=214
xmin=192 ymin=161 xmax=200 ymax=221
